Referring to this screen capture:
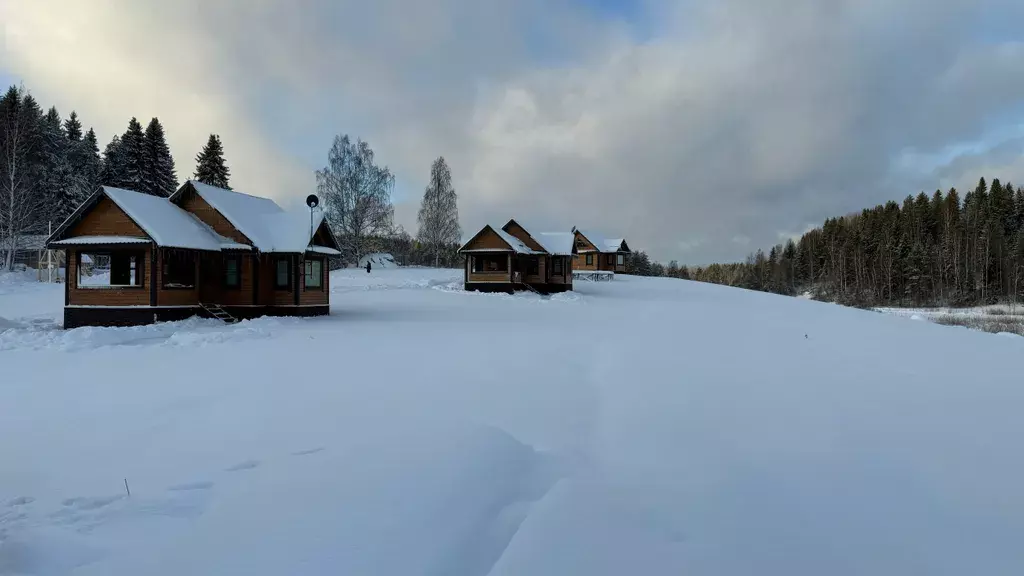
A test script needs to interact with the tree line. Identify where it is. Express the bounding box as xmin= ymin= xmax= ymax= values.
xmin=0 ymin=82 xmax=460 ymax=271
xmin=661 ymin=177 xmax=1024 ymax=307
xmin=313 ymin=134 xmax=461 ymax=268
xmin=0 ymin=84 xmax=233 ymax=269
